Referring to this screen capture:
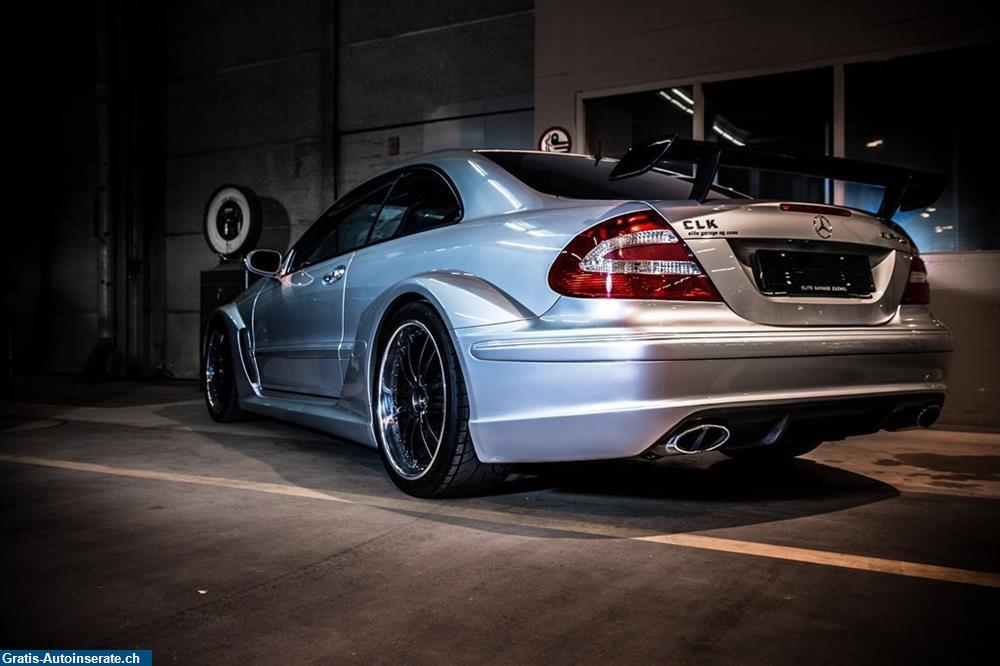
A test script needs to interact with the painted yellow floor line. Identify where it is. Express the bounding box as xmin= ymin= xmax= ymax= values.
xmin=3 ymin=453 xmax=998 ymax=589
xmin=0 ymin=454 xmax=352 ymax=504
xmin=634 ymin=534 xmax=1000 ymax=589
